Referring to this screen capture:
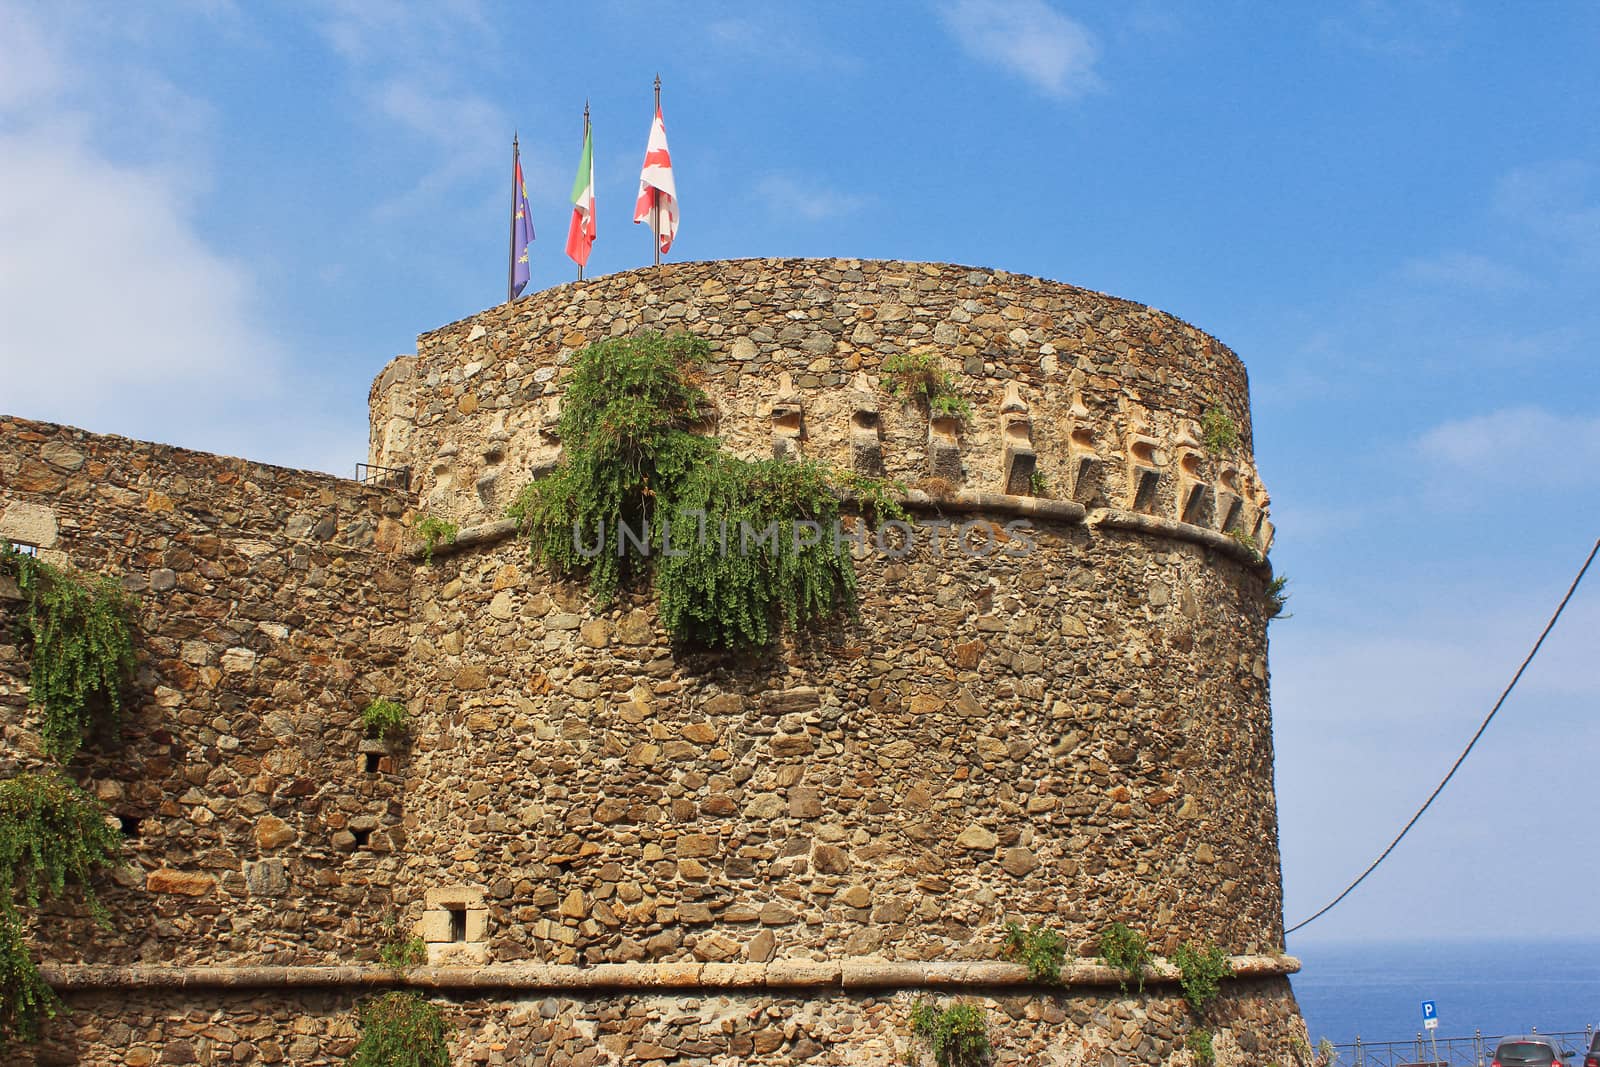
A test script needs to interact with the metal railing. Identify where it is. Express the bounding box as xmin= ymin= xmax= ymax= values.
xmin=1326 ymin=1027 xmax=1595 ymax=1067
xmin=355 ymin=462 xmax=410 ymax=491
